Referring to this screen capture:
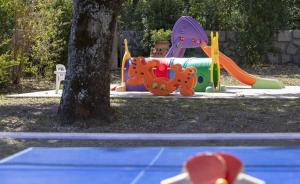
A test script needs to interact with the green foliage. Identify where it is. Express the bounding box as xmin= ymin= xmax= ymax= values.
xmin=189 ymin=0 xmax=243 ymax=31
xmin=188 ymin=0 xmax=298 ymax=64
xmin=118 ymin=0 xmax=299 ymax=65
xmin=0 ymin=52 xmax=18 ymax=86
xmin=0 ymin=0 xmax=16 ymax=85
xmin=150 ymin=29 xmax=171 ymax=44
xmin=0 ymin=0 xmax=72 ymax=85
xmin=0 ymin=0 xmax=298 ymax=85
xmin=0 ymin=0 xmax=14 ymax=39
xmin=237 ymin=0 xmax=290 ymax=64
xmin=0 ymin=0 xmax=14 ymax=54
xmin=29 ymin=0 xmax=66 ymax=79
xmin=288 ymin=0 xmax=300 ymax=29
xmin=142 ymin=0 xmax=184 ymax=52
xmin=142 ymin=0 xmax=184 ymax=30
xmin=118 ymin=0 xmax=145 ymax=30
xmin=0 ymin=38 xmax=11 ymax=55
xmin=53 ymin=0 xmax=73 ymax=65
